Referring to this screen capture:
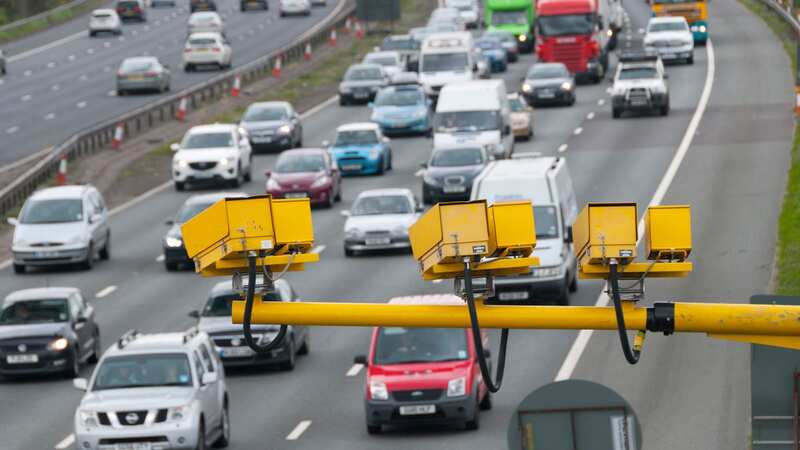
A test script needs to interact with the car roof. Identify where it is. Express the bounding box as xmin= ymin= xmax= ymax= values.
xmin=248 ymin=101 xmax=291 ymax=110
xmin=388 ymin=294 xmax=463 ymax=305
xmin=188 ymin=31 xmax=223 ymax=39
xmin=4 ymin=287 xmax=80 ymax=304
xmin=385 ymin=34 xmax=411 ymax=40
xmin=190 ymin=11 xmax=221 ymax=17
xmin=347 ymin=63 xmax=383 ymax=71
xmin=30 ymin=185 xmax=92 ymax=200
xmin=278 ymin=148 xmax=328 ymax=156
xmin=356 ymin=188 xmax=413 ymax=198
xmin=649 ymin=16 xmax=688 ymax=24
xmin=92 ymin=8 xmax=117 ymax=14
xmin=366 ymin=50 xmax=401 ymax=59
xmin=210 ymin=278 xmax=288 ymax=296
xmin=337 ymin=122 xmax=380 ymax=132
xmin=184 ymin=192 xmax=247 ymax=205
xmin=121 ymin=56 xmax=158 ymax=64
xmin=106 ymin=330 xmax=208 ymax=356
xmin=187 ymin=123 xmax=238 ymax=133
